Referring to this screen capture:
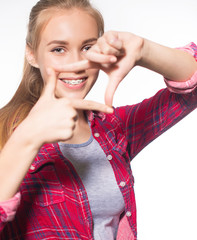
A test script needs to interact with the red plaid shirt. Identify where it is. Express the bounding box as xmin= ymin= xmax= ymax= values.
xmin=0 ymin=43 xmax=197 ymax=240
